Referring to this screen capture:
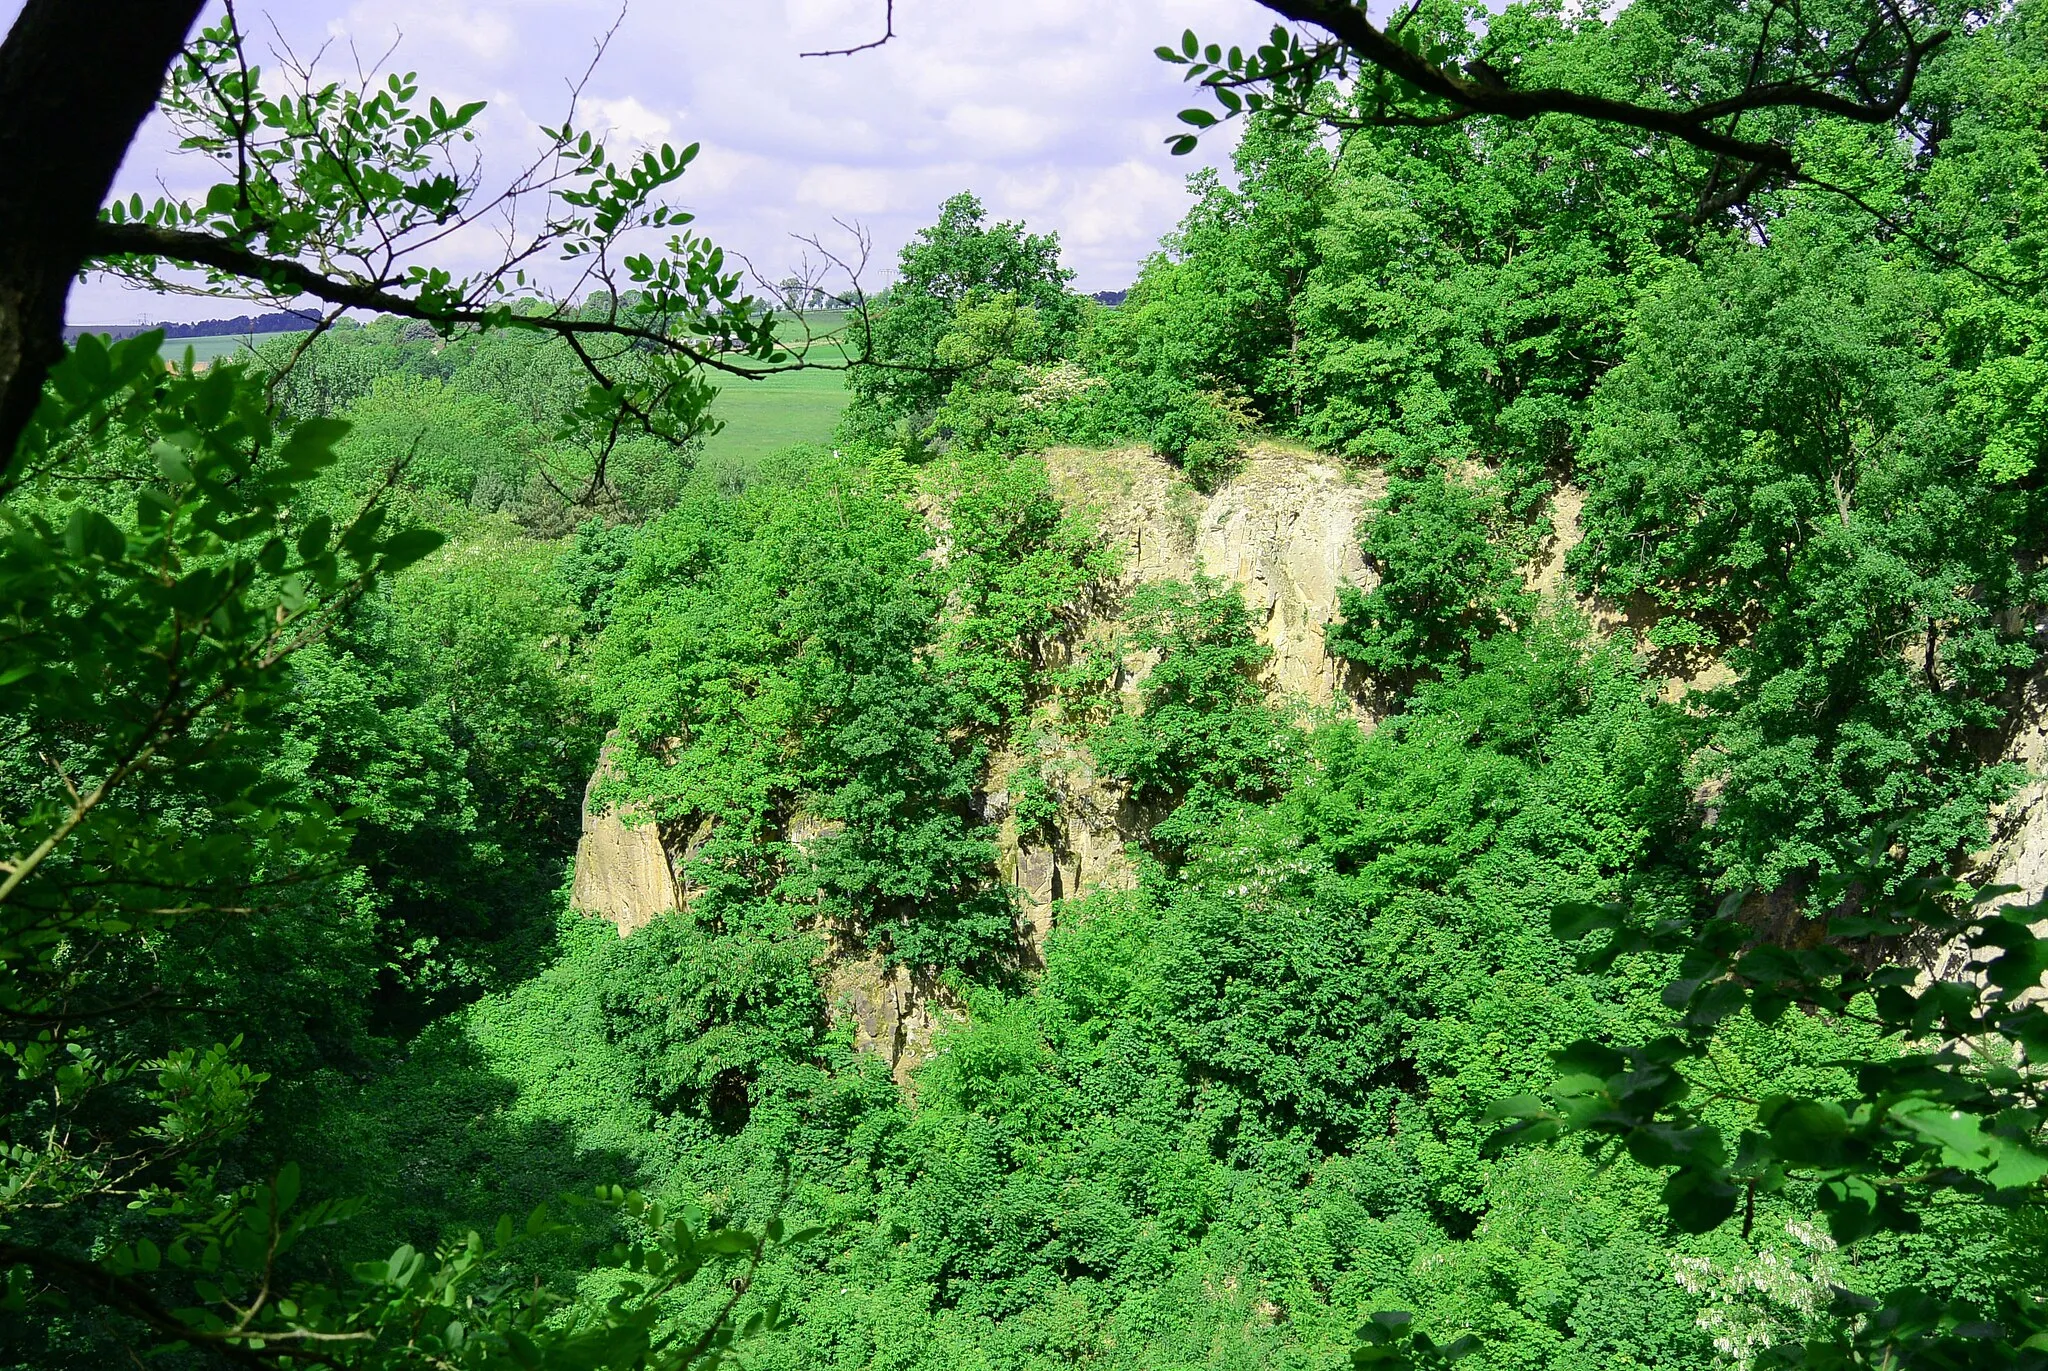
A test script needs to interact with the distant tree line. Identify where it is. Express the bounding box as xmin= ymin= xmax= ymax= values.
xmin=62 ymin=306 xmax=321 ymax=342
